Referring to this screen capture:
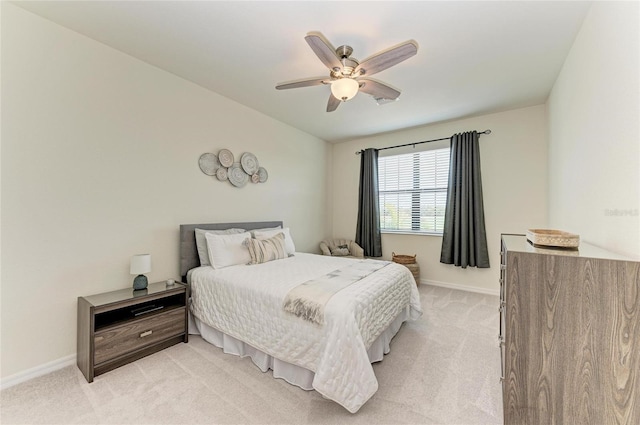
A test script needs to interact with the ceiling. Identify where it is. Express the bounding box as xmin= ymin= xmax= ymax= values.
xmin=13 ymin=1 xmax=592 ymax=142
